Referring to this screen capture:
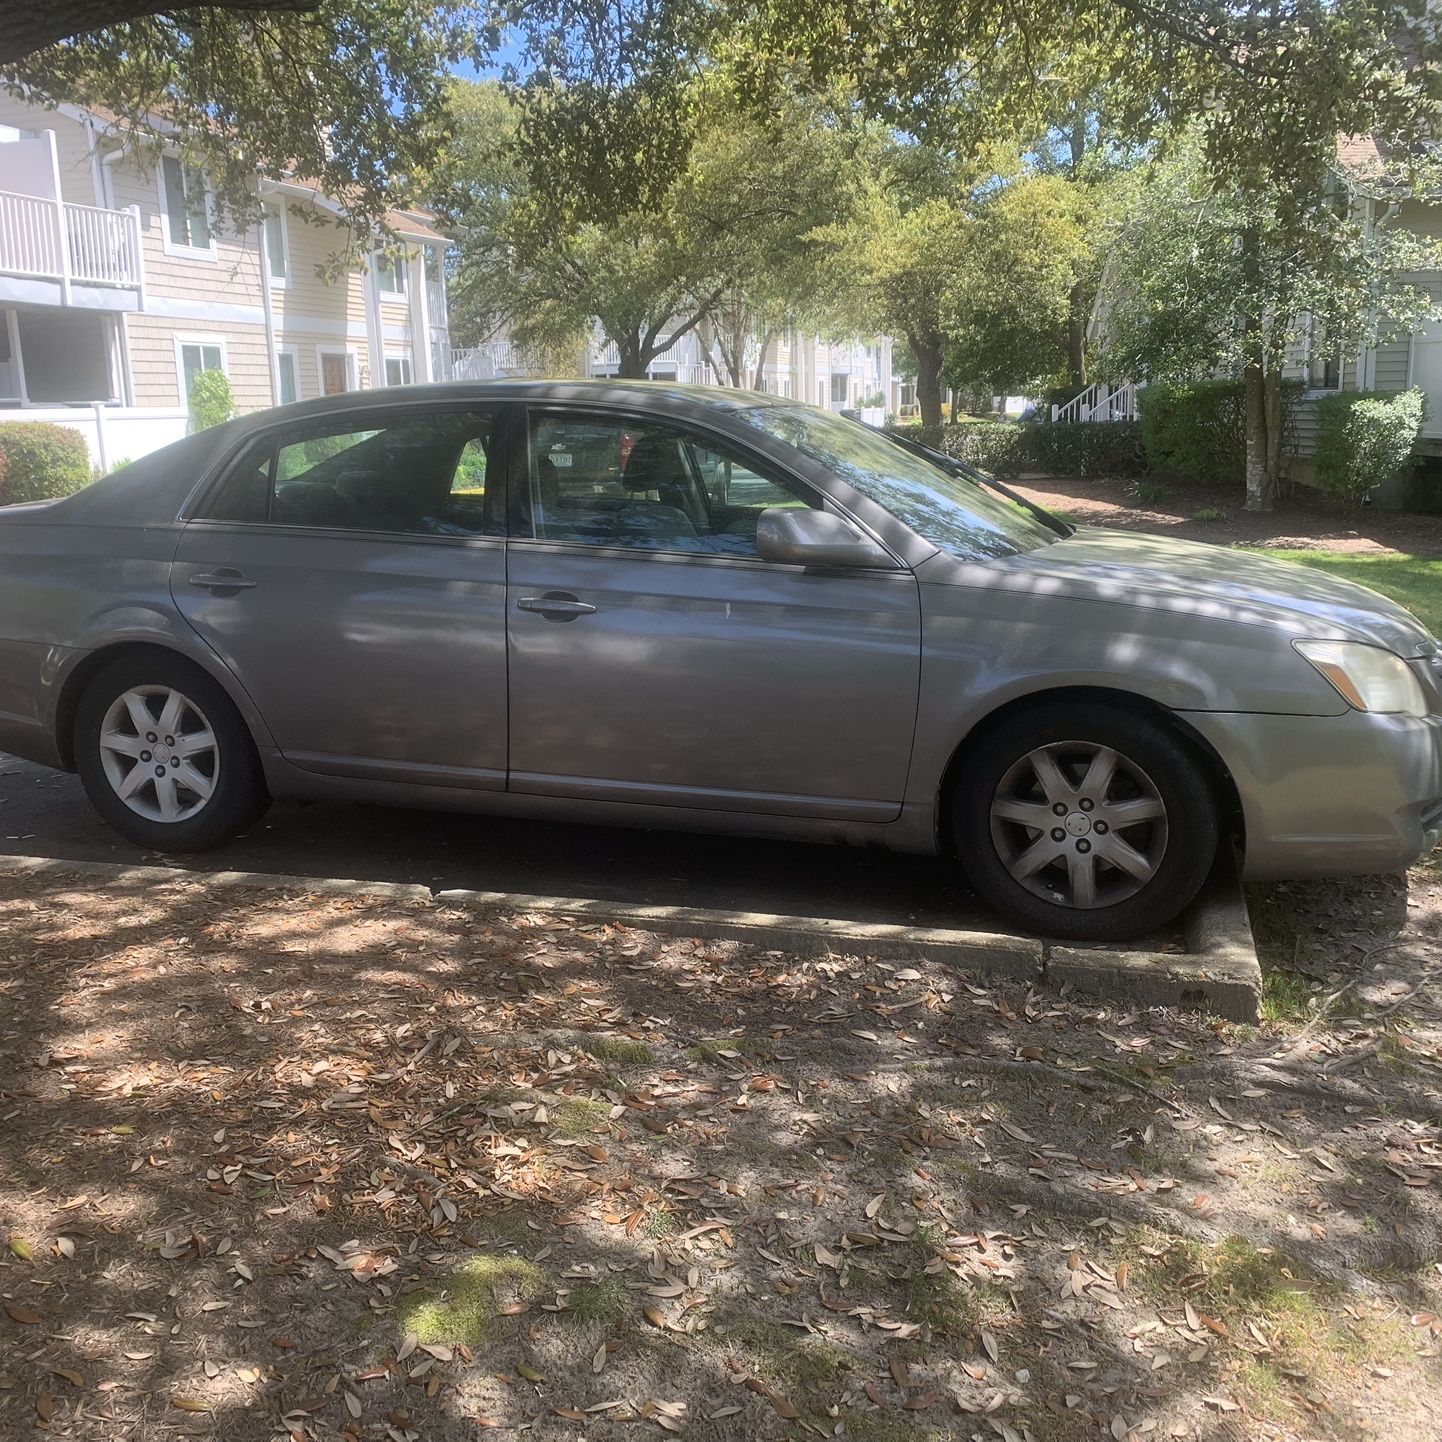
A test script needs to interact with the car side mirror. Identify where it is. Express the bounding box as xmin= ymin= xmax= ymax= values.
xmin=755 ymin=508 xmax=894 ymax=568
